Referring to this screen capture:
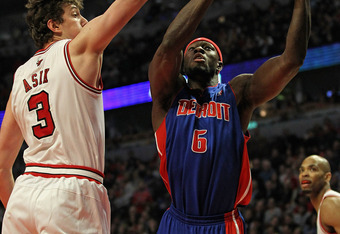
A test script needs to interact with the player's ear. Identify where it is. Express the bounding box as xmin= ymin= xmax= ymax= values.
xmin=216 ymin=61 xmax=223 ymax=74
xmin=47 ymin=19 xmax=61 ymax=33
xmin=325 ymin=172 xmax=332 ymax=182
